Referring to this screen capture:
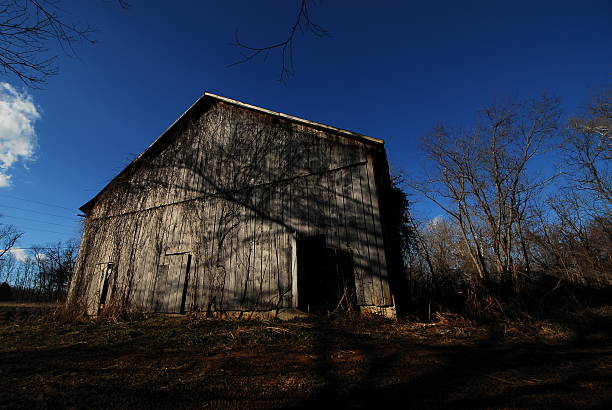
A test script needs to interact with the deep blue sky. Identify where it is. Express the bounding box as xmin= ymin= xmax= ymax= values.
xmin=0 ymin=0 xmax=610 ymax=249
